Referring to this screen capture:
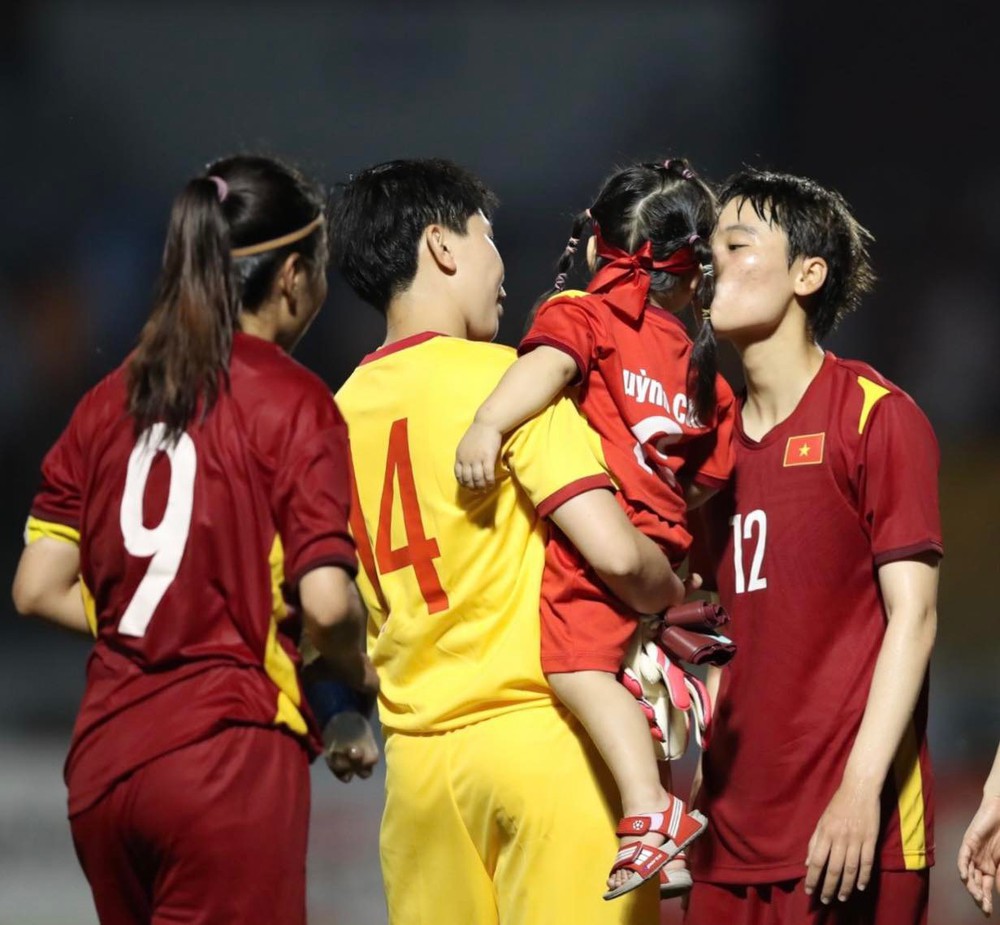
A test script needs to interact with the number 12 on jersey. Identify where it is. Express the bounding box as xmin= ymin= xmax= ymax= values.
xmin=731 ymin=510 xmax=768 ymax=594
xmin=374 ymin=418 xmax=449 ymax=614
